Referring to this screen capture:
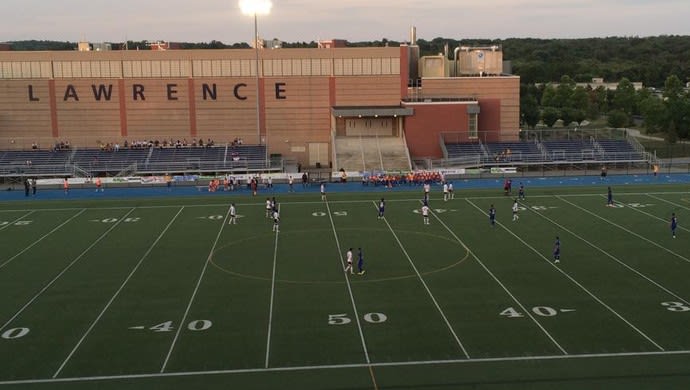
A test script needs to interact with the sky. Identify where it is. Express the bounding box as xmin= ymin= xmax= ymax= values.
xmin=3 ymin=0 xmax=690 ymax=44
